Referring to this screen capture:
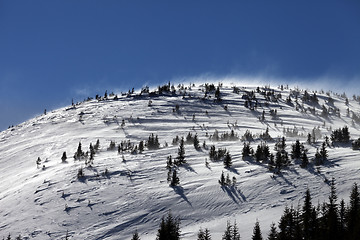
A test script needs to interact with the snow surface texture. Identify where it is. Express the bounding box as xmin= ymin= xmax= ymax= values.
xmin=1 ymin=83 xmax=360 ymax=239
